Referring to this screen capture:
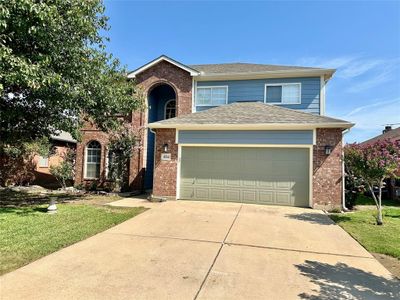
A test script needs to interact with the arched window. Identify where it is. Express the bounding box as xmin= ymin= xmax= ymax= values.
xmin=164 ymin=99 xmax=176 ymax=119
xmin=85 ymin=141 xmax=101 ymax=179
